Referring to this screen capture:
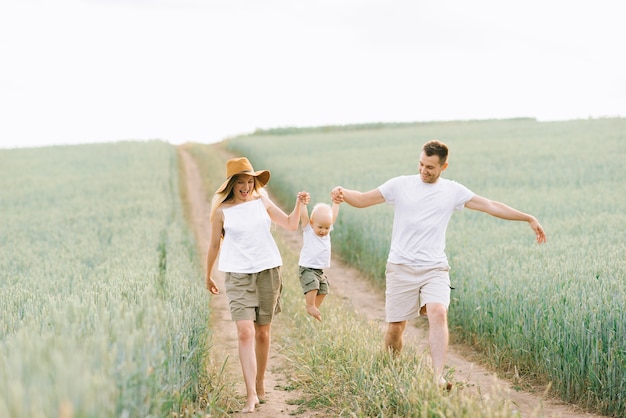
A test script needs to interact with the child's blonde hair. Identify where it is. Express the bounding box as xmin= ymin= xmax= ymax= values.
xmin=310 ymin=203 xmax=333 ymax=222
